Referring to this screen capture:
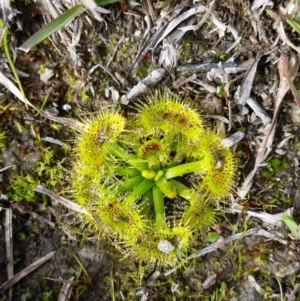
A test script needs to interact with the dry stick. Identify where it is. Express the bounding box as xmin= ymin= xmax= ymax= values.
xmin=12 ymin=203 xmax=56 ymax=228
xmin=164 ymin=229 xmax=257 ymax=276
xmin=34 ymin=185 xmax=124 ymax=253
xmin=126 ymin=22 xmax=167 ymax=77
xmin=141 ymin=0 xmax=157 ymax=21
xmin=5 ymin=208 xmax=13 ymax=301
xmin=164 ymin=228 xmax=286 ymax=277
xmin=237 ymin=53 xmax=262 ymax=106
xmin=0 ymin=251 xmax=56 ymax=293
xmin=278 ymin=21 xmax=300 ymax=55
xmin=238 ymin=54 xmax=300 ymax=199
xmin=121 ymin=68 xmax=167 ymax=104
xmin=0 ymin=71 xmax=83 ymax=131
xmin=178 ymin=0 xmax=216 ymax=33
xmin=154 ymin=5 xmax=207 ymax=48
xmin=287 ymin=282 xmax=300 ymax=301
xmin=34 ymin=185 xmax=89 ymax=215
